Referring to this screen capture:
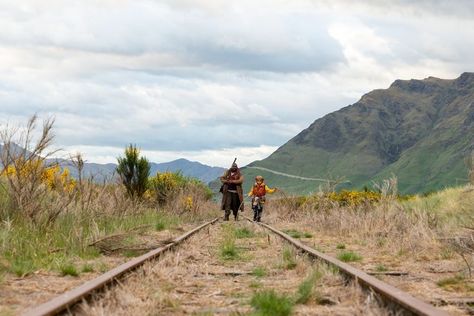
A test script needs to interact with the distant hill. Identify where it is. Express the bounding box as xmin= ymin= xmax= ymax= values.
xmin=63 ymin=158 xmax=226 ymax=184
xmin=0 ymin=145 xmax=225 ymax=184
xmin=242 ymin=72 xmax=474 ymax=195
